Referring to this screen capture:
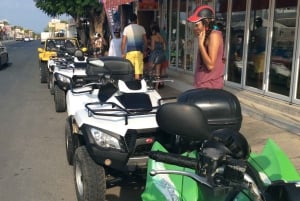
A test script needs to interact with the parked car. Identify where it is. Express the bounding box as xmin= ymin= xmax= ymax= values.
xmin=0 ymin=41 xmax=9 ymax=67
